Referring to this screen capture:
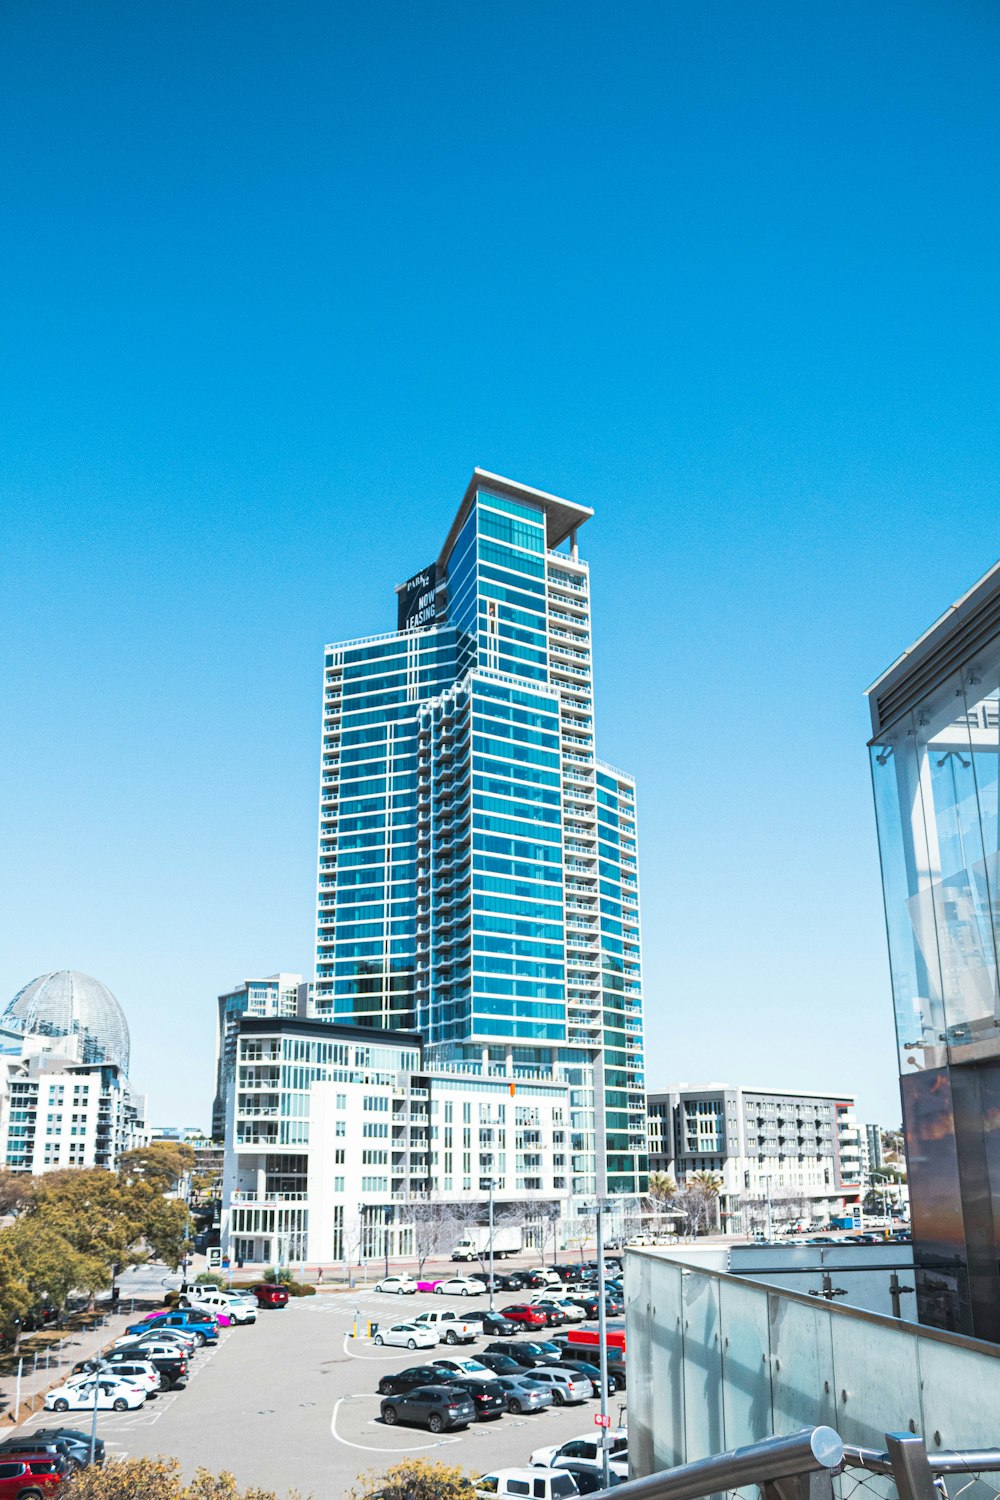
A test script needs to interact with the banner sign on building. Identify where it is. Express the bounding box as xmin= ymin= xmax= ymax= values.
xmin=397 ymin=563 xmax=439 ymax=631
